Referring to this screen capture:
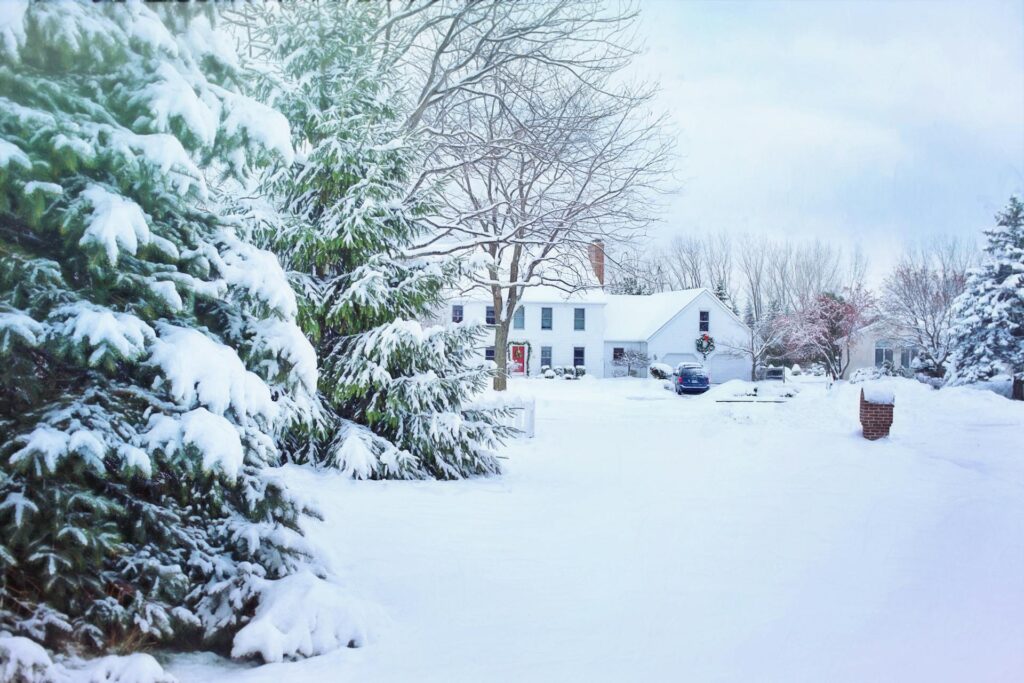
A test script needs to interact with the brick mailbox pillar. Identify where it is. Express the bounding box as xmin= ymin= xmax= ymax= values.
xmin=859 ymin=388 xmax=894 ymax=440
